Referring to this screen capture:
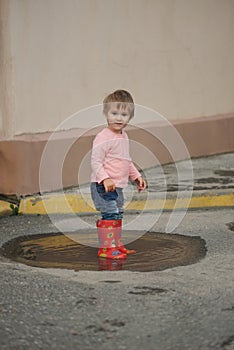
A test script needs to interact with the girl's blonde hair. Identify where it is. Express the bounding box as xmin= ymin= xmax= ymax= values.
xmin=103 ymin=90 xmax=135 ymax=118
